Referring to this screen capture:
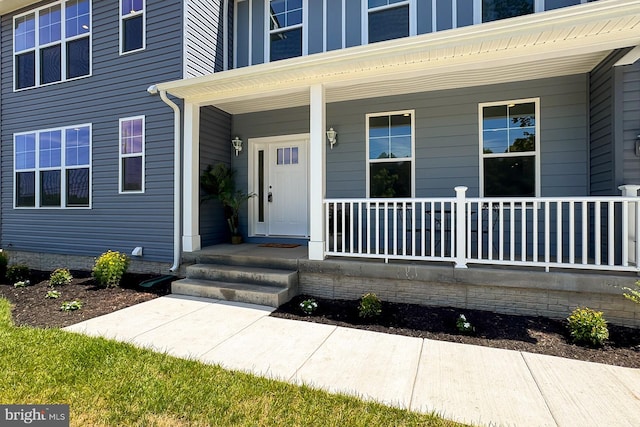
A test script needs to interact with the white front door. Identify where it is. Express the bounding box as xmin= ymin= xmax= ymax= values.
xmin=250 ymin=135 xmax=309 ymax=237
